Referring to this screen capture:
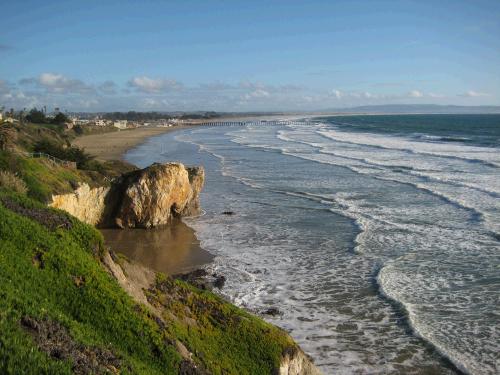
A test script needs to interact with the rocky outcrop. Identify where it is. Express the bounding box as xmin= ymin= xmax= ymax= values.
xmin=279 ymin=347 xmax=322 ymax=375
xmin=50 ymin=162 xmax=204 ymax=228
xmin=112 ymin=163 xmax=204 ymax=228
xmin=50 ymin=184 xmax=110 ymax=226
